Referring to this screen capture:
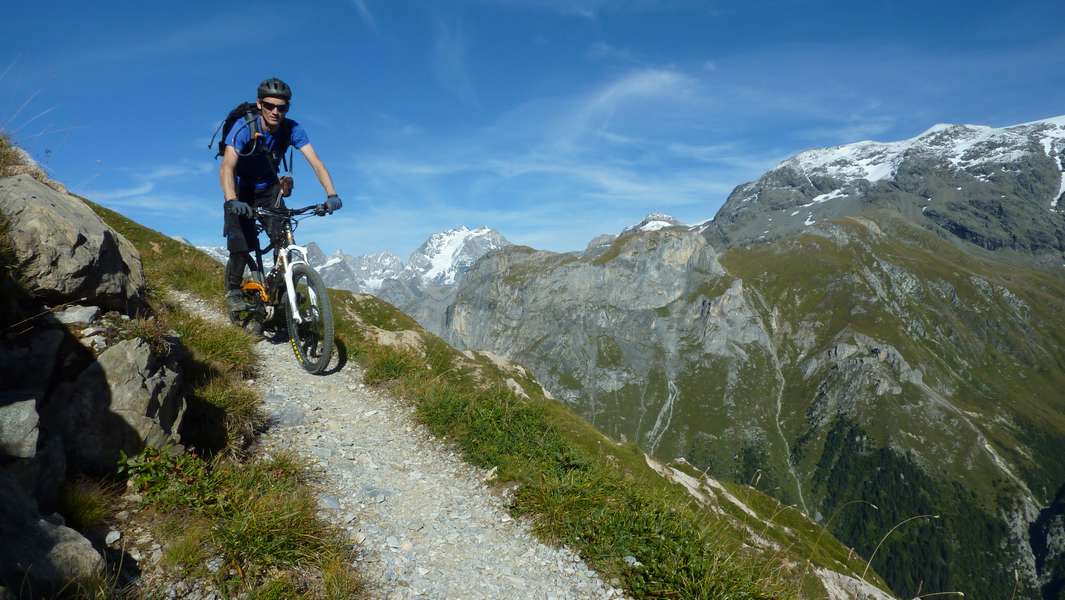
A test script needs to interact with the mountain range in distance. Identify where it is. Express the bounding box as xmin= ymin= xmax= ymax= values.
xmin=200 ymin=114 xmax=1065 ymax=293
